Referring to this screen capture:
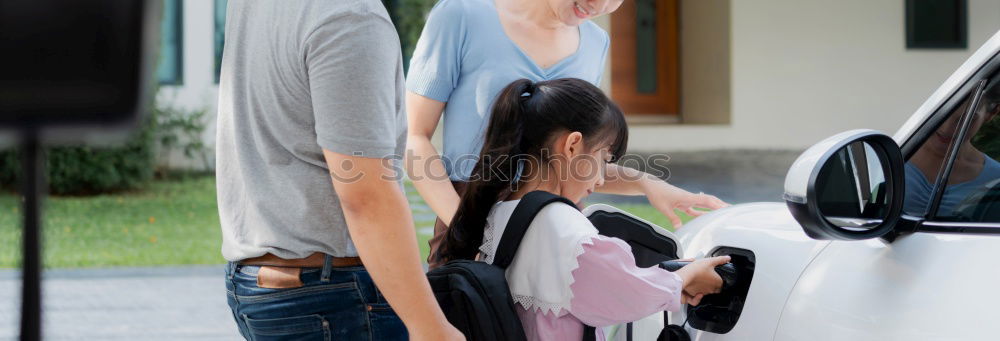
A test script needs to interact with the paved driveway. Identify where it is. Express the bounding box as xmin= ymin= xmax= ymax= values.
xmin=0 ymin=266 xmax=241 ymax=340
